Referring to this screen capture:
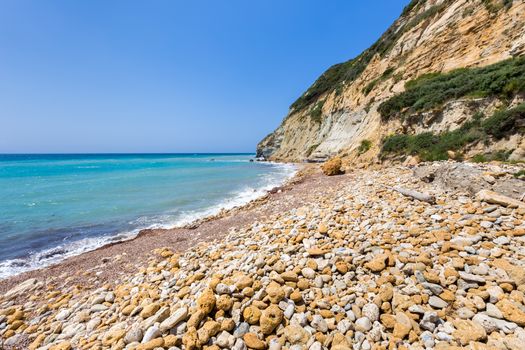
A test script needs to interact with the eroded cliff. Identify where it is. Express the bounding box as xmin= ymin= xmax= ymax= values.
xmin=257 ymin=0 xmax=525 ymax=163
